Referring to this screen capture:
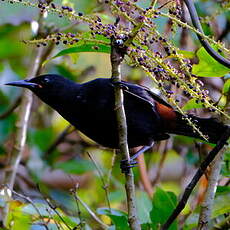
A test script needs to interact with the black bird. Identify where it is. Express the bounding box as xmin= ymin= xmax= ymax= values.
xmin=5 ymin=74 xmax=227 ymax=164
